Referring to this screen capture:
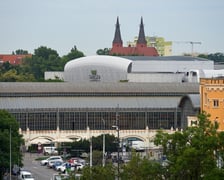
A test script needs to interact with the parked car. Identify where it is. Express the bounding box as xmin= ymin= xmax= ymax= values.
xmin=47 ymin=160 xmax=63 ymax=168
xmin=75 ymin=163 xmax=84 ymax=170
xmin=58 ymin=163 xmax=75 ymax=173
xmin=43 ymin=146 xmax=58 ymax=155
xmin=52 ymin=161 xmax=63 ymax=170
xmin=18 ymin=170 xmax=35 ymax=180
xmin=40 ymin=156 xmax=62 ymax=166
xmin=55 ymin=162 xmax=67 ymax=172
xmin=51 ymin=173 xmax=69 ymax=180
xmin=68 ymin=157 xmax=85 ymax=165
